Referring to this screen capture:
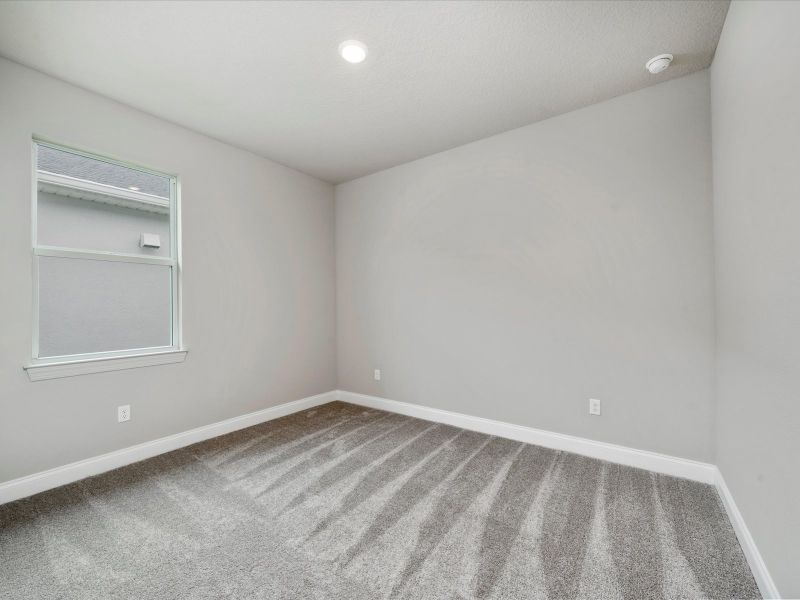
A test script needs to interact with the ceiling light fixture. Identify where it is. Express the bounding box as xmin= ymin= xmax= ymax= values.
xmin=339 ymin=40 xmax=367 ymax=64
xmin=128 ymin=186 xmax=140 ymax=191
xmin=646 ymin=53 xmax=673 ymax=74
